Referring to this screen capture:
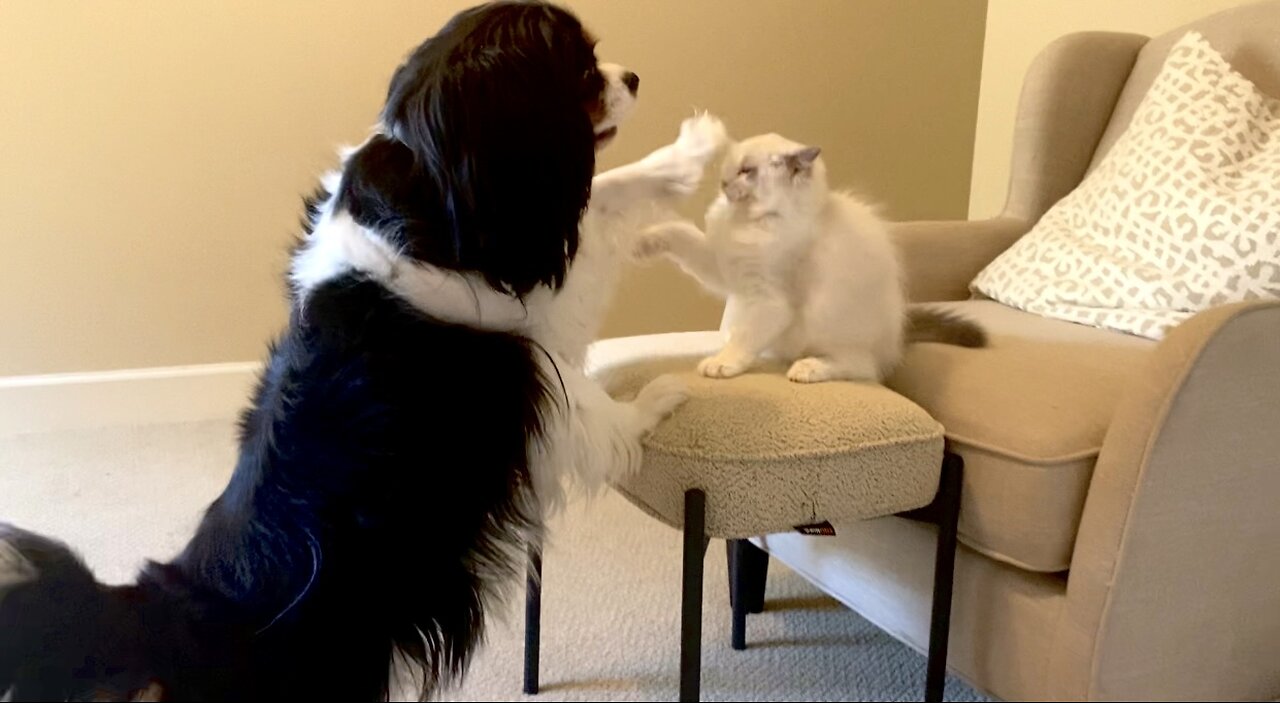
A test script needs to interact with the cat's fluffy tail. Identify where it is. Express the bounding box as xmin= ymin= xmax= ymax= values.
xmin=906 ymin=308 xmax=987 ymax=348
